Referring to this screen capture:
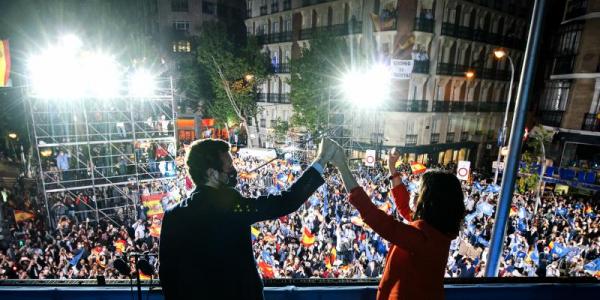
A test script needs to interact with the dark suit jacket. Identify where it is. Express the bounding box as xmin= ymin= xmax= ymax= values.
xmin=159 ymin=167 xmax=324 ymax=300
